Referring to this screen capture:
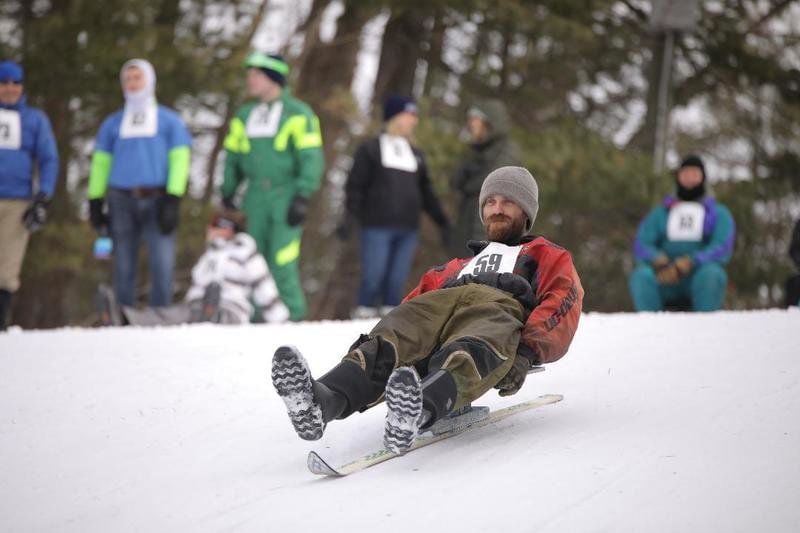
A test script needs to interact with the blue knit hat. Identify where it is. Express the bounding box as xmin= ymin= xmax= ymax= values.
xmin=383 ymin=95 xmax=418 ymax=122
xmin=0 ymin=60 xmax=23 ymax=83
